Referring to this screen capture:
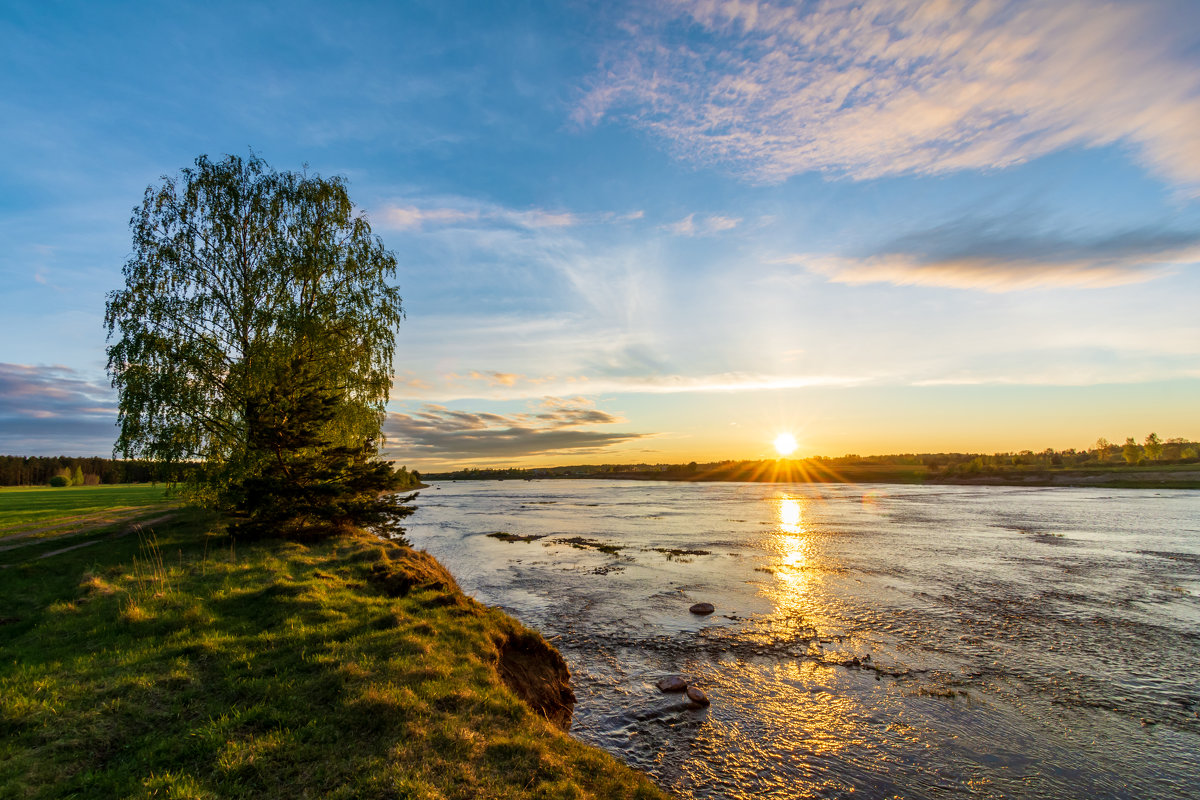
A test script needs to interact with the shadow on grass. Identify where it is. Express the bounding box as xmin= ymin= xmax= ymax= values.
xmin=0 ymin=516 xmax=669 ymax=800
